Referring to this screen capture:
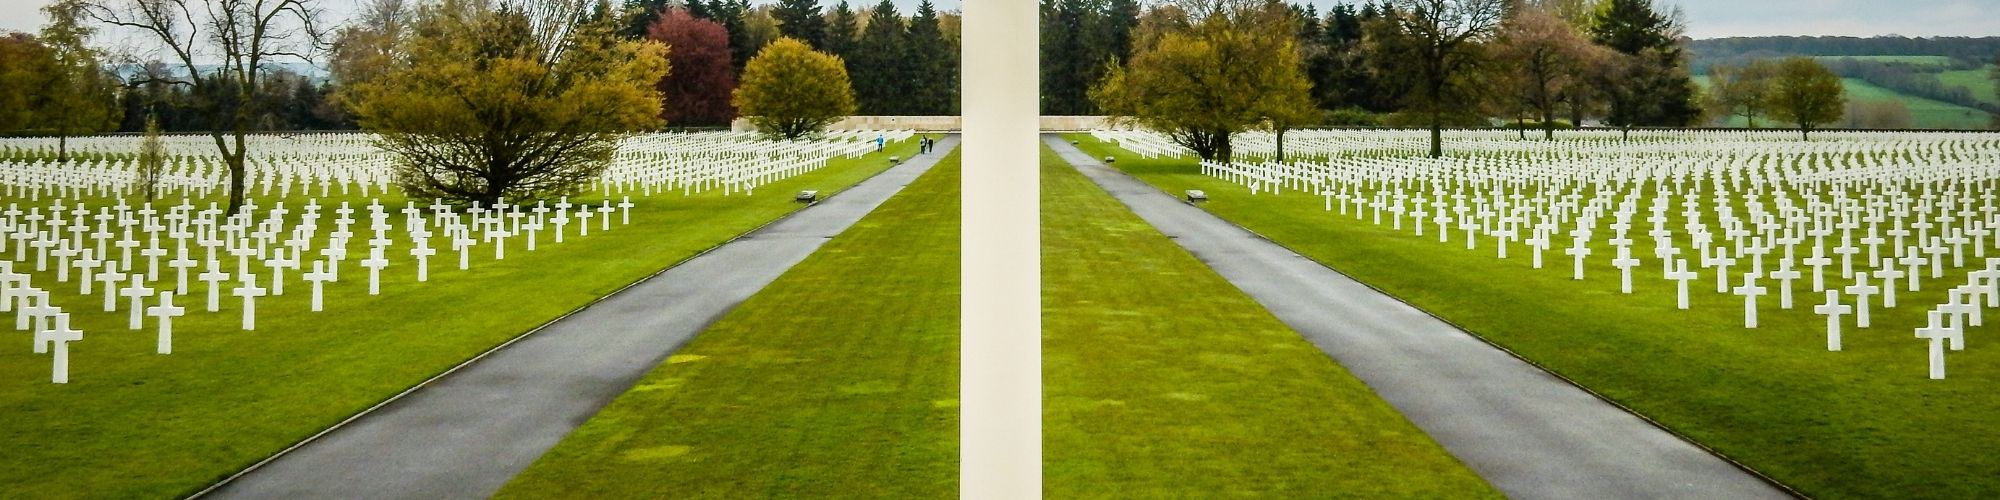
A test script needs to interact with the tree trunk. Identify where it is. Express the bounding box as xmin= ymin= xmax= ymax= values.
xmin=1542 ymin=109 xmax=1555 ymax=140
xmin=1429 ymin=111 xmax=1443 ymax=158
xmin=1217 ymin=134 xmax=1233 ymax=164
xmin=224 ymin=130 xmax=249 ymax=215
xmin=1801 ymin=125 xmax=1810 ymax=141
xmin=226 ymin=152 xmax=247 ymax=215
xmin=57 ymin=134 xmax=68 ymax=163
xmin=1275 ymin=128 xmax=1286 ymax=163
xmin=1517 ymin=117 xmax=1527 ymax=140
